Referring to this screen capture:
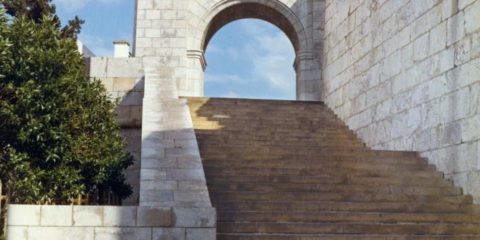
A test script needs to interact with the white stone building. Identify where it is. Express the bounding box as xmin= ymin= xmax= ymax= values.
xmin=6 ymin=0 xmax=480 ymax=239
